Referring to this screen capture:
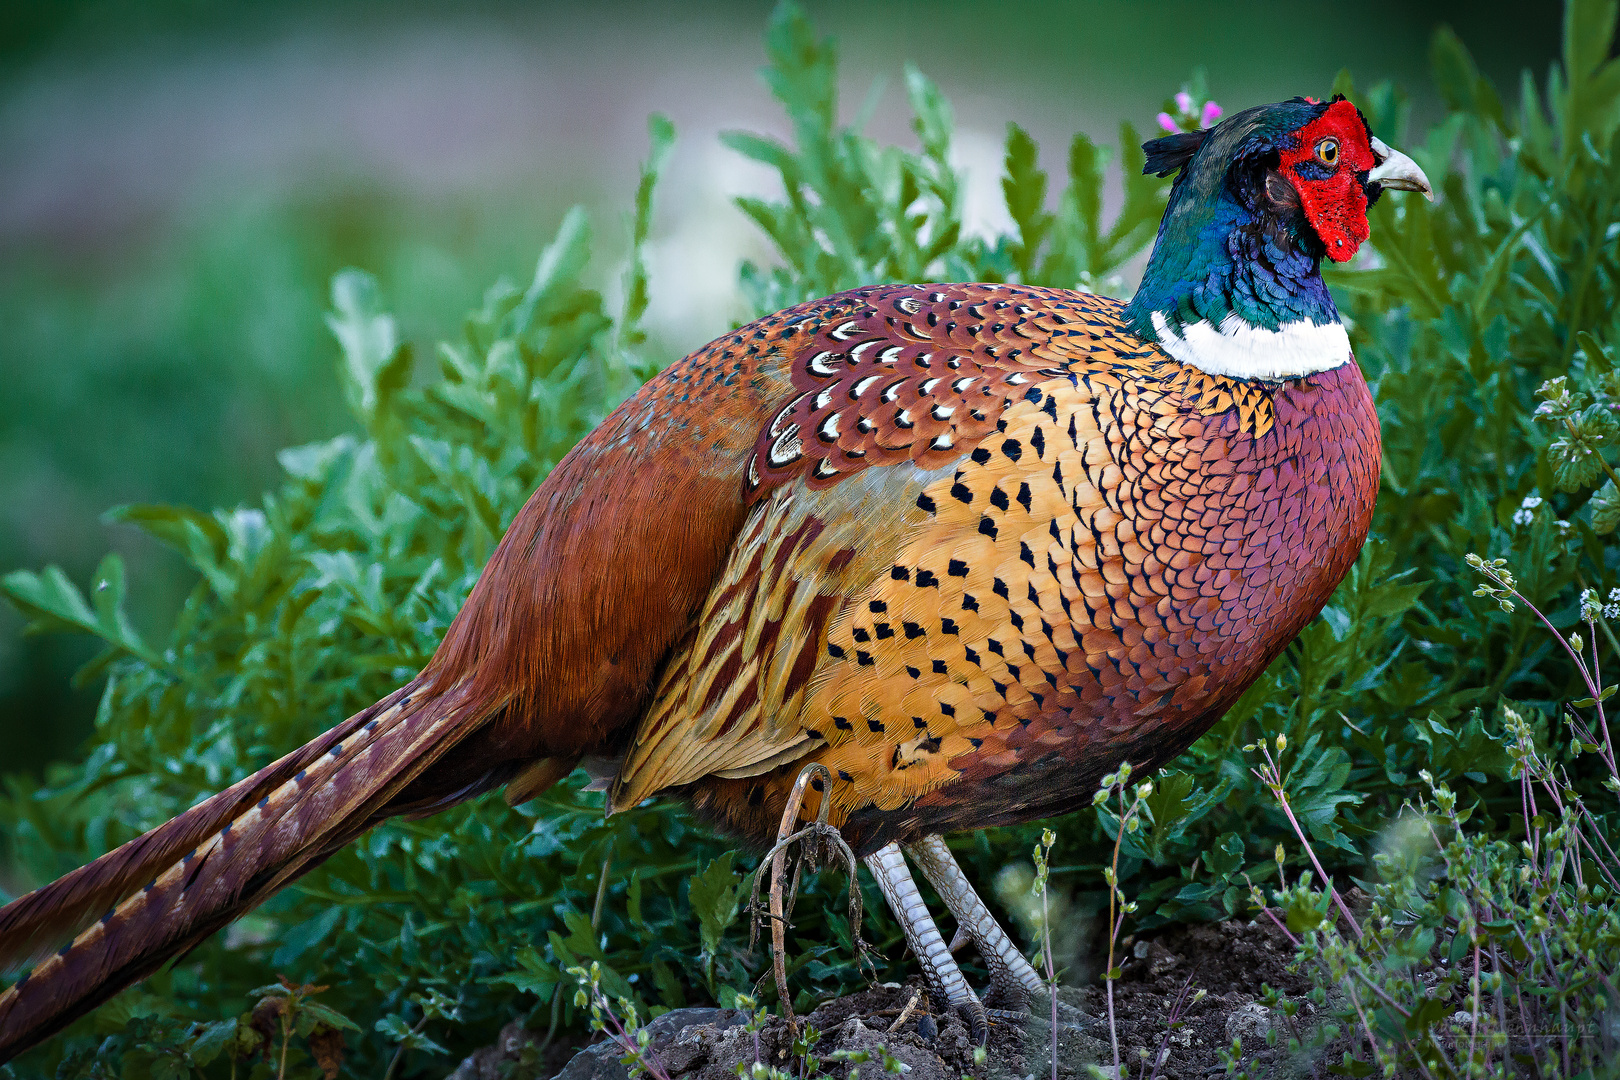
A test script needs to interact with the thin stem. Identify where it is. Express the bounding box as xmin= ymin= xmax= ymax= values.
xmin=1588 ymin=626 xmax=1618 ymax=774
xmin=1499 ymin=575 xmax=1600 ymax=699
xmin=1144 ymin=977 xmax=1194 ymax=1080
xmin=278 ymin=1007 xmax=293 ymax=1080
xmin=1105 ymin=788 xmax=1128 ymax=1080
xmin=1257 ymin=904 xmax=1302 ymax=948
xmin=1469 ymin=939 xmax=1482 ymax=1071
xmin=1105 ymin=975 xmax=1121 ymax=1079
xmin=1522 ymin=774 xmax=1538 ymax=856
xmin=1571 ymin=802 xmax=1620 ymax=890
xmin=592 ymin=846 xmax=615 ymax=930
xmin=542 ymin=986 xmax=563 ymax=1049
xmin=587 ymin=983 xmax=674 ymax=1080
xmin=1342 ymin=981 xmax=1394 ymax=1080
xmin=1043 ymin=883 xmax=1056 ymax=1080
xmin=1350 ymin=968 xmax=1414 ymax=1021
xmin=1254 ymin=750 xmax=1362 ymax=940
xmin=382 ymin=1011 xmax=432 ymax=1080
